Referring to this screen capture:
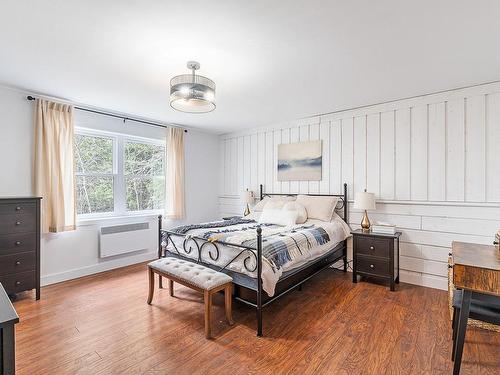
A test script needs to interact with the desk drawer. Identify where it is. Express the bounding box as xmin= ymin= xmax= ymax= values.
xmin=0 ymin=252 xmax=36 ymax=276
xmin=0 ymin=233 xmax=37 ymax=255
xmin=357 ymin=256 xmax=390 ymax=277
xmin=0 ymin=271 xmax=35 ymax=294
xmin=0 ymin=214 xmax=37 ymax=235
xmin=356 ymin=237 xmax=391 ymax=258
